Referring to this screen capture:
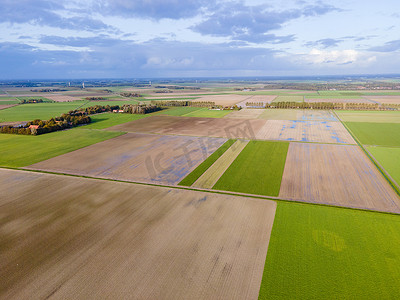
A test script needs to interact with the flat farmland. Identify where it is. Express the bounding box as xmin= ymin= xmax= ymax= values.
xmin=0 ymin=105 xmax=16 ymax=110
xmin=0 ymin=168 xmax=276 ymax=300
xmin=224 ymin=108 xmax=265 ymax=119
xmin=157 ymin=106 xmax=204 ymax=116
xmin=273 ymin=95 xmax=304 ymax=102
xmin=182 ymin=107 xmax=232 ymax=118
xmin=258 ymin=109 xmax=298 ymax=120
xmin=107 ymin=115 xmax=267 ymax=139
xmin=305 ymin=98 xmax=371 ymax=103
xmin=279 ymin=143 xmax=400 ymax=213
xmin=44 ymin=94 xmax=80 ymax=102
xmin=367 ymin=146 xmax=400 ymax=187
xmin=27 ymin=133 xmax=227 ymax=185
xmin=364 ymin=96 xmax=400 ymax=104
xmin=194 ymin=94 xmax=251 ymax=106
xmin=0 ymin=102 xmax=85 ymax=122
xmin=255 ymin=120 xmax=355 ymax=144
xmin=78 ymin=113 xmax=148 ymax=130
xmin=192 ymin=140 xmax=249 ymax=189
xmin=236 ymin=95 xmax=277 ymax=107
xmin=337 ymin=110 xmax=400 ymax=123
xmin=0 ymin=128 xmax=123 ymax=167
xmin=297 ymin=110 xmax=338 ymax=121
xmin=213 ymin=141 xmax=289 ymax=196
xmin=345 ymin=122 xmax=400 ymax=146
xmin=260 ymin=202 xmax=400 ymax=299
